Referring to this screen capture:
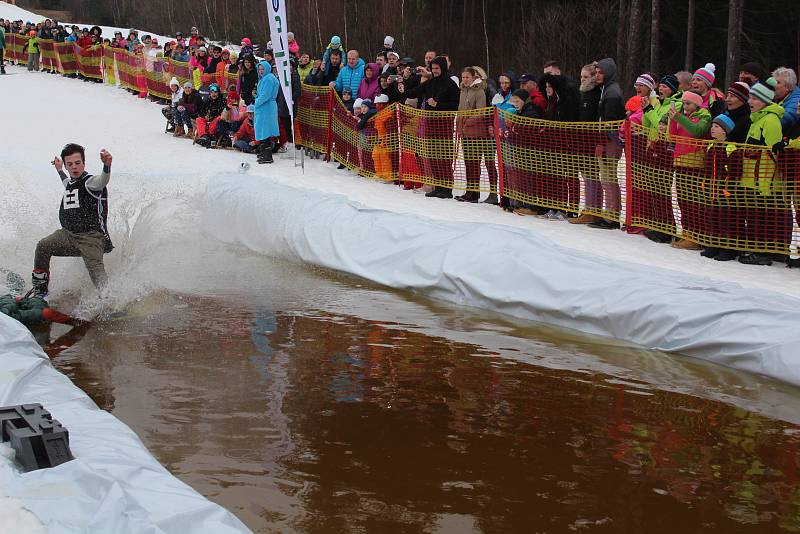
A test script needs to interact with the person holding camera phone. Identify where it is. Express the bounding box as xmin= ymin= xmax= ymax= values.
xmin=32 ymin=145 xmax=114 ymax=298
xmin=397 ymin=56 xmax=460 ymax=198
